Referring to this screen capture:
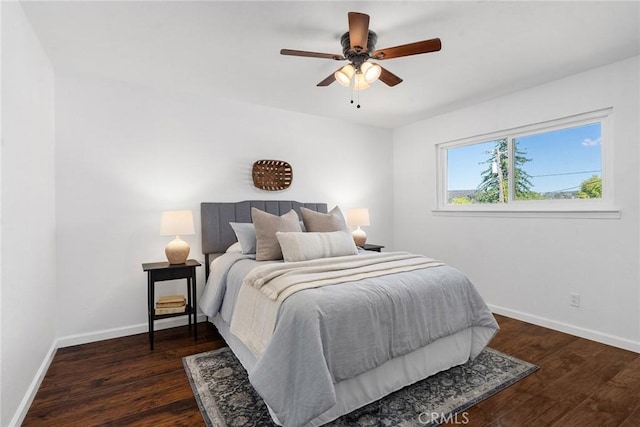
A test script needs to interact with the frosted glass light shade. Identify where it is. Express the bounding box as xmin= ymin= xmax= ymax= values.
xmin=352 ymin=73 xmax=370 ymax=91
xmin=361 ymin=62 xmax=381 ymax=83
xmin=335 ymin=64 xmax=355 ymax=87
xmin=160 ymin=210 xmax=195 ymax=264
